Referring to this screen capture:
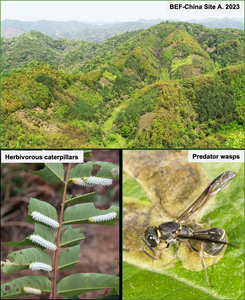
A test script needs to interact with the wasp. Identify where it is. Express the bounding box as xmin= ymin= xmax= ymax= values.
xmin=141 ymin=171 xmax=239 ymax=287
